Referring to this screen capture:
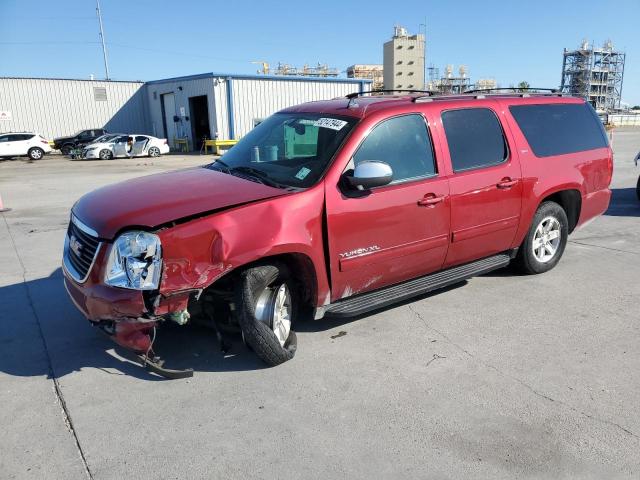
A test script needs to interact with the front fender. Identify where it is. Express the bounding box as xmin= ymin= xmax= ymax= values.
xmin=157 ymin=185 xmax=329 ymax=307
